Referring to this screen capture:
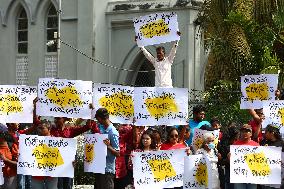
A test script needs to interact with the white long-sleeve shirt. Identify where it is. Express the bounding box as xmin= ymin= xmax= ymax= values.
xmin=140 ymin=41 xmax=178 ymax=87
